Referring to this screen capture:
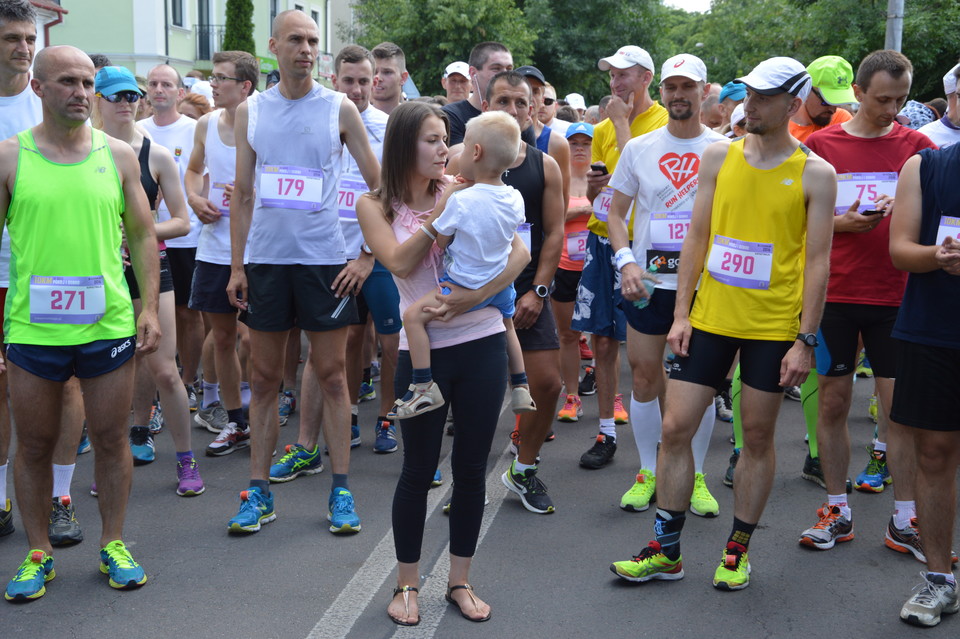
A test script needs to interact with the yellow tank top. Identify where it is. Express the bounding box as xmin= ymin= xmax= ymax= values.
xmin=689 ymin=139 xmax=808 ymax=341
